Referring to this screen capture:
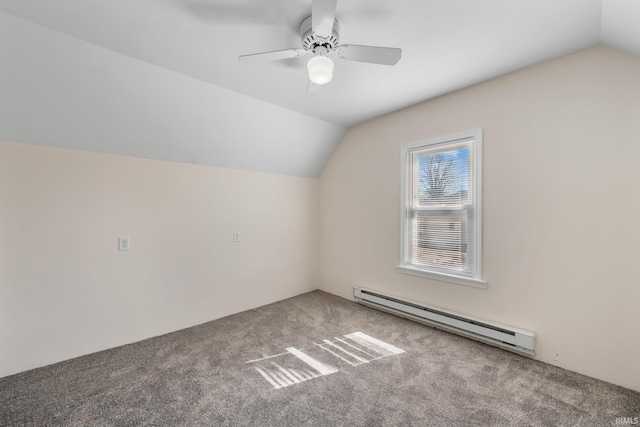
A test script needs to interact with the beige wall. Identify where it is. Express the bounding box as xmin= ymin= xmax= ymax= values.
xmin=319 ymin=47 xmax=640 ymax=391
xmin=0 ymin=141 xmax=318 ymax=378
